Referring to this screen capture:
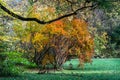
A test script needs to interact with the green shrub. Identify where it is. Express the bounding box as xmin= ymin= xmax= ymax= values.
xmin=6 ymin=52 xmax=37 ymax=68
xmin=0 ymin=59 xmax=22 ymax=76
xmin=0 ymin=52 xmax=27 ymax=76
xmin=0 ymin=51 xmax=38 ymax=76
xmin=4 ymin=52 xmax=29 ymax=66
